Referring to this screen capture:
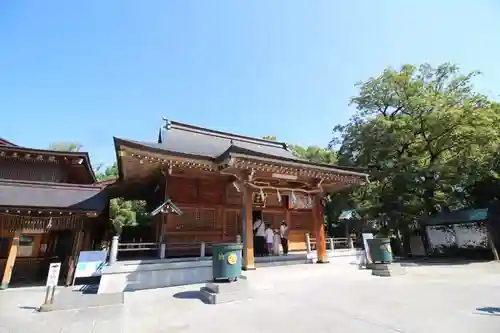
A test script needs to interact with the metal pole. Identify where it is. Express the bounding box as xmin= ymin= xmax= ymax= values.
xmin=49 ymin=286 xmax=56 ymax=304
xmin=43 ymin=286 xmax=51 ymax=305
xmin=109 ymin=235 xmax=119 ymax=265
xmin=200 ymin=242 xmax=206 ymax=258
xmin=305 ymin=233 xmax=311 ymax=253
xmin=160 ymin=243 xmax=166 ymax=259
